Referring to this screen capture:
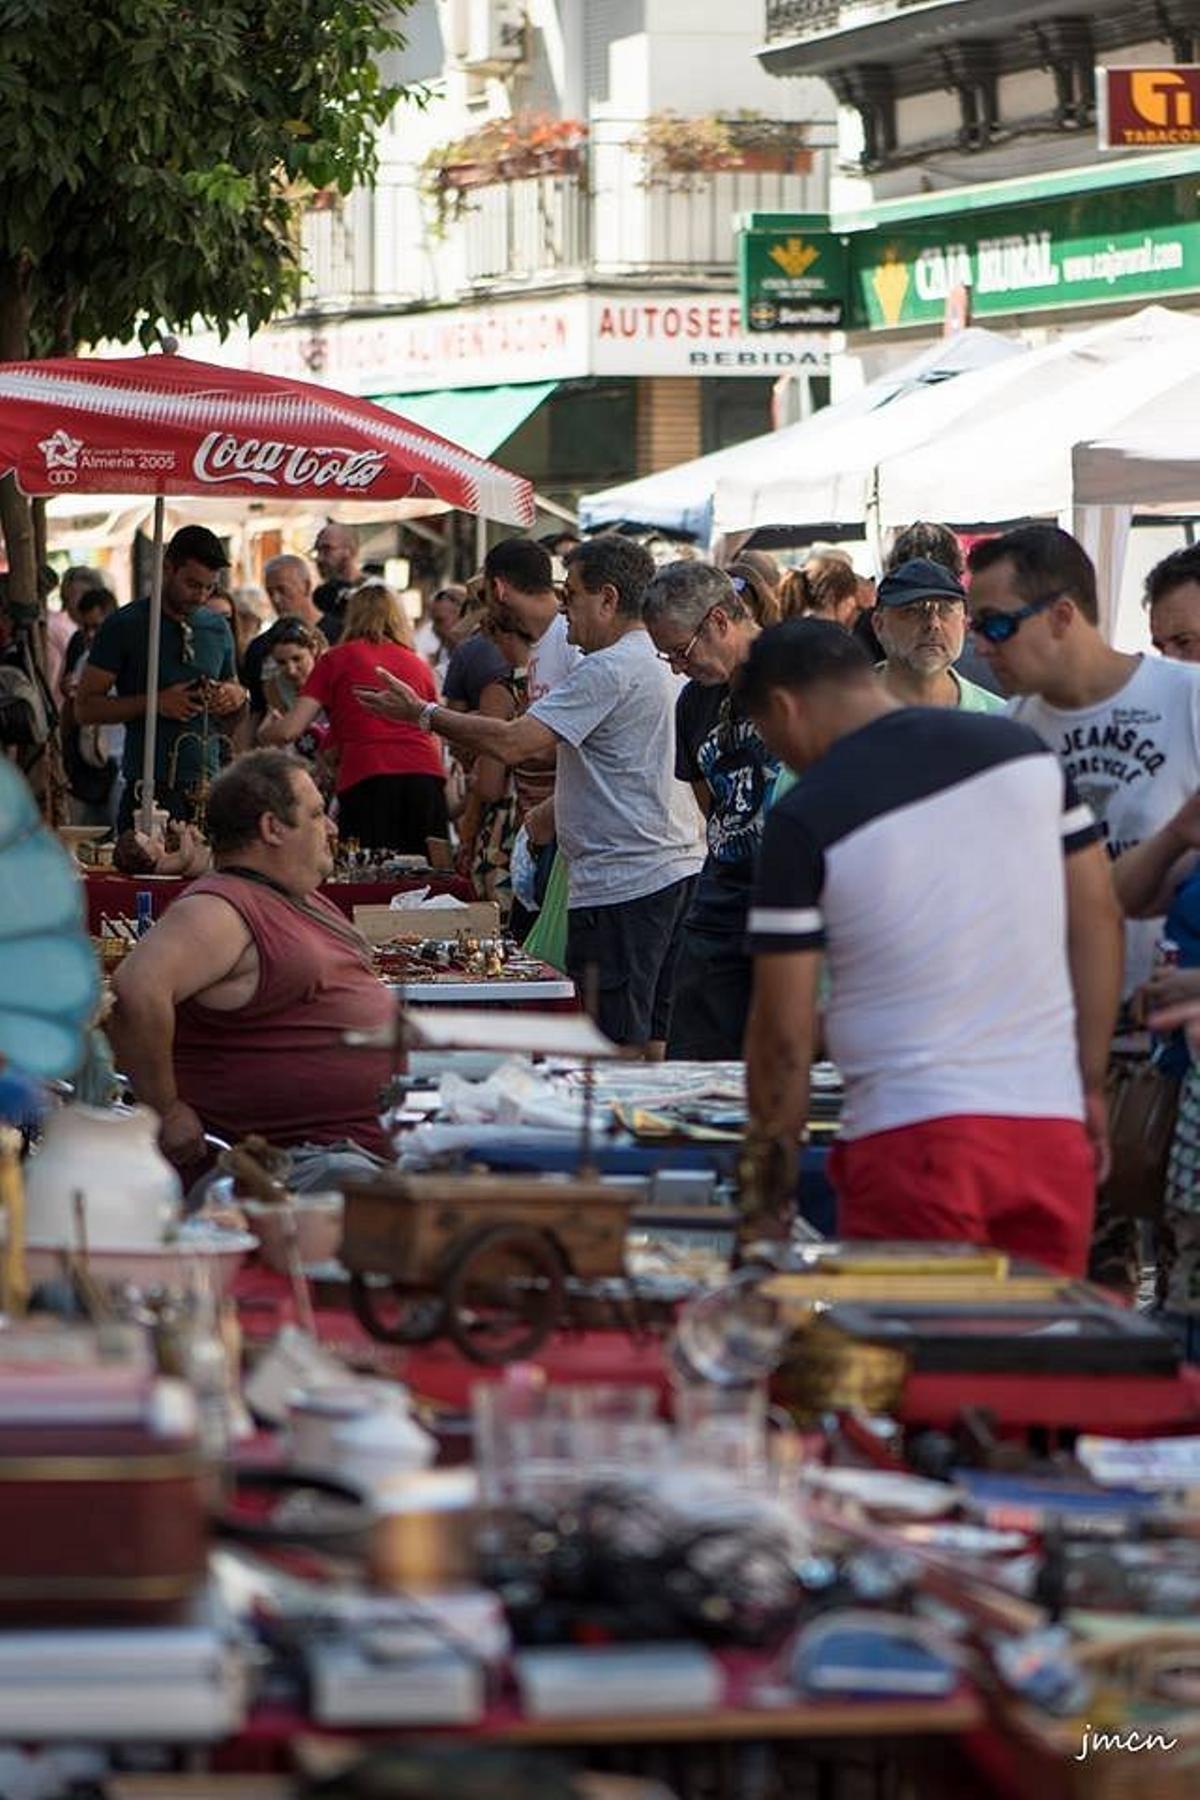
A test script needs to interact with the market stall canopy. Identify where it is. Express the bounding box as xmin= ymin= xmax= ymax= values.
xmin=376 ymin=382 xmax=557 ymax=464
xmin=579 ymin=327 xmax=1021 ymax=543
xmin=0 ymin=353 xmax=535 ymax=832
xmin=715 ymin=306 xmax=1200 ymax=540
xmin=871 ymin=305 xmax=1200 ymax=529
xmin=0 ymin=355 xmax=535 ymax=526
xmin=1073 ymin=376 xmax=1200 ymax=508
